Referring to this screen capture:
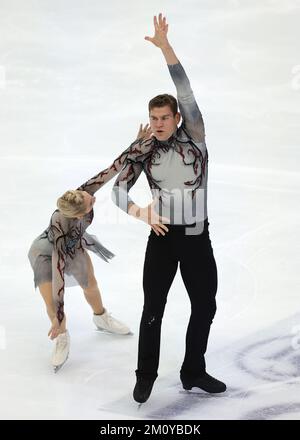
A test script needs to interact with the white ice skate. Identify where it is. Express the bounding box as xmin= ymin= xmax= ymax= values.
xmin=93 ymin=308 xmax=132 ymax=335
xmin=52 ymin=330 xmax=70 ymax=373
